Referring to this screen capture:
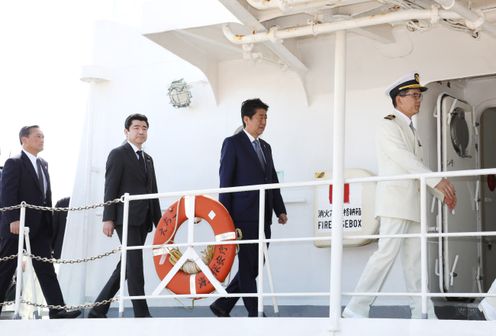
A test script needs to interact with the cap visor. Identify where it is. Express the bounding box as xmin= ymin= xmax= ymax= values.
xmin=399 ymin=83 xmax=428 ymax=92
